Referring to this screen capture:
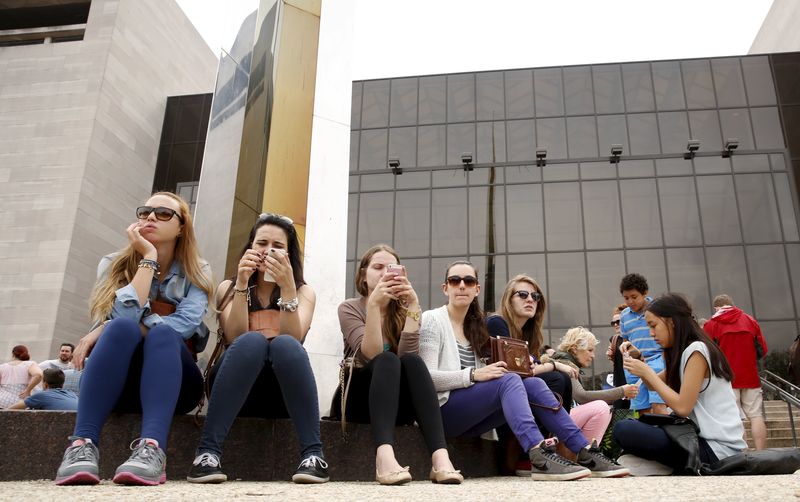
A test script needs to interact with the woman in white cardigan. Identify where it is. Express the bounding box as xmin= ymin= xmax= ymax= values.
xmin=418 ymin=260 xmax=628 ymax=480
